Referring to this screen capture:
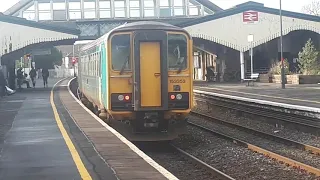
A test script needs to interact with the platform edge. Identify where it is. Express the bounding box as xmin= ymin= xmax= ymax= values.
xmin=51 ymin=78 xmax=93 ymax=180
xmin=194 ymin=89 xmax=320 ymax=114
xmin=67 ymin=77 xmax=179 ymax=180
